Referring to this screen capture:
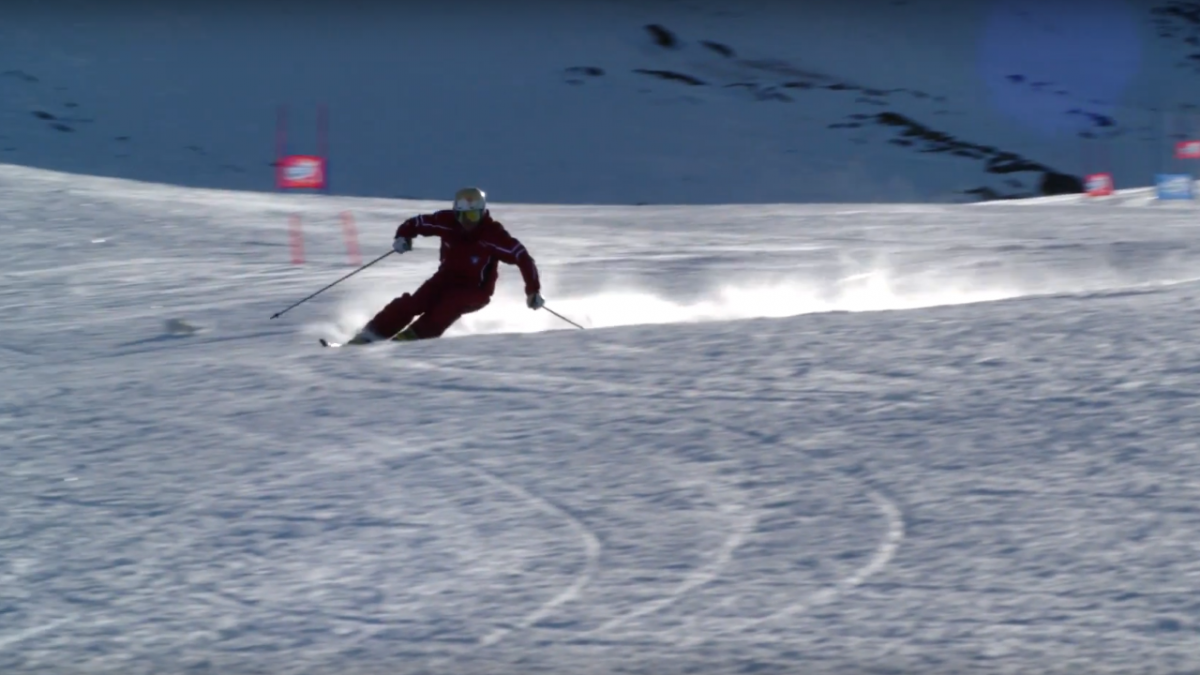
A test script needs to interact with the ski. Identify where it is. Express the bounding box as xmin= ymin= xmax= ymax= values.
xmin=320 ymin=334 xmax=413 ymax=348
xmin=319 ymin=338 xmax=390 ymax=347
